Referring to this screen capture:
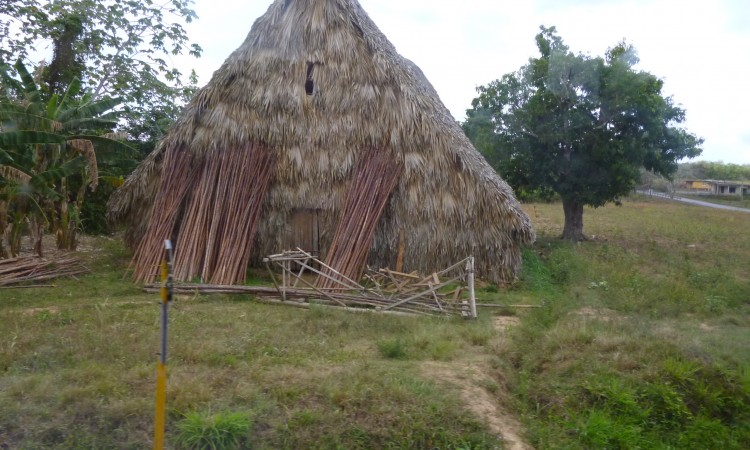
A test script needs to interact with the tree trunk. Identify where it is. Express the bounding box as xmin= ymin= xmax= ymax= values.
xmin=561 ymin=198 xmax=586 ymax=241
xmin=30 ymin=217 xmax=44 ymax=257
